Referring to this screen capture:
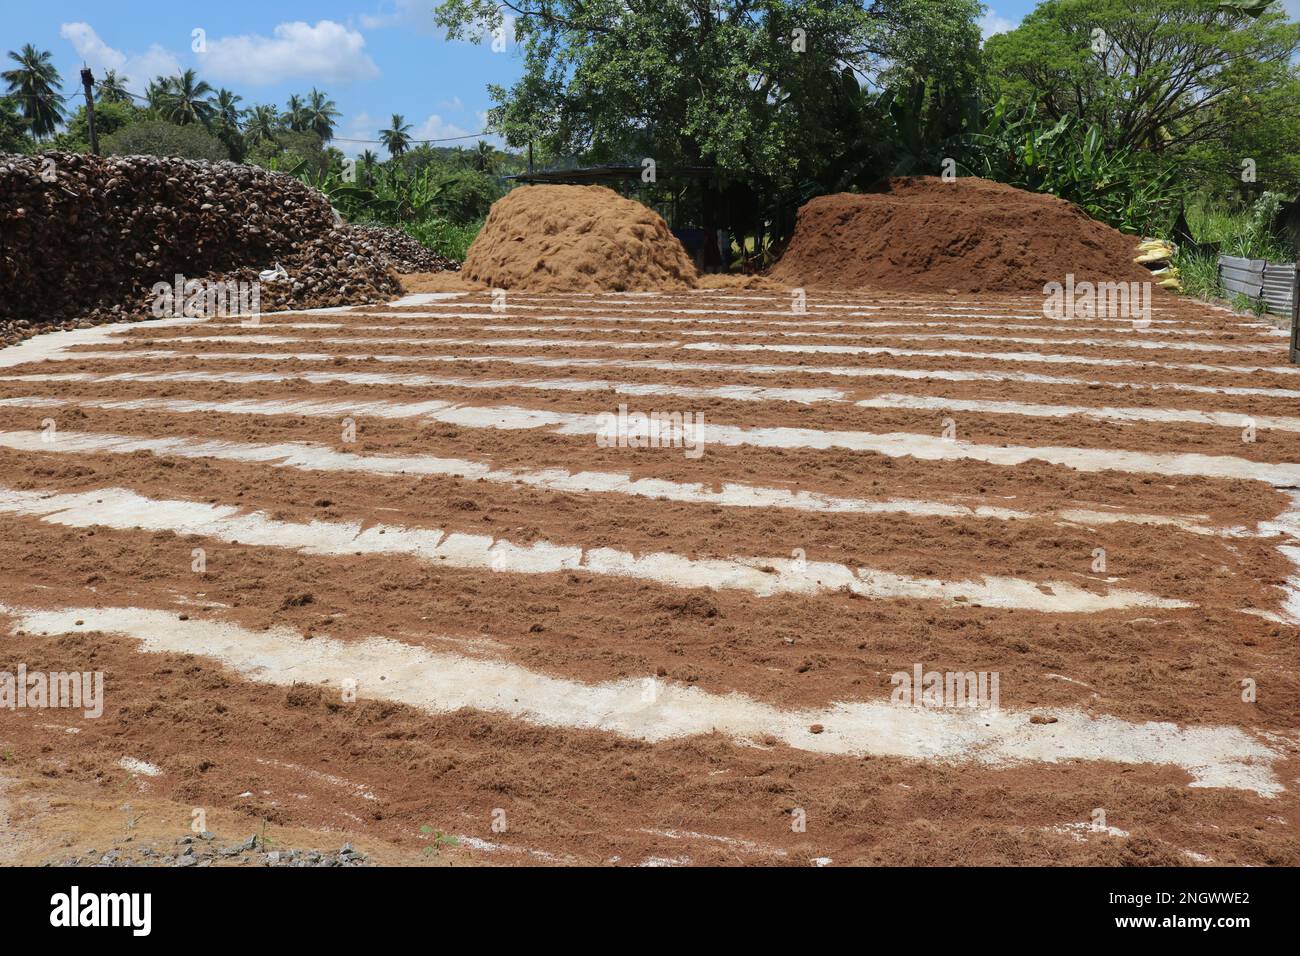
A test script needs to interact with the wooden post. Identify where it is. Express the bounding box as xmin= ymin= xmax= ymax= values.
xmin=79 ymin=67 xmax=99 ymax=156
xmin=1291 ymin=255 xmax=1299 ymax=364
xmin=527 ymin=140 xmax=533 ymax=175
